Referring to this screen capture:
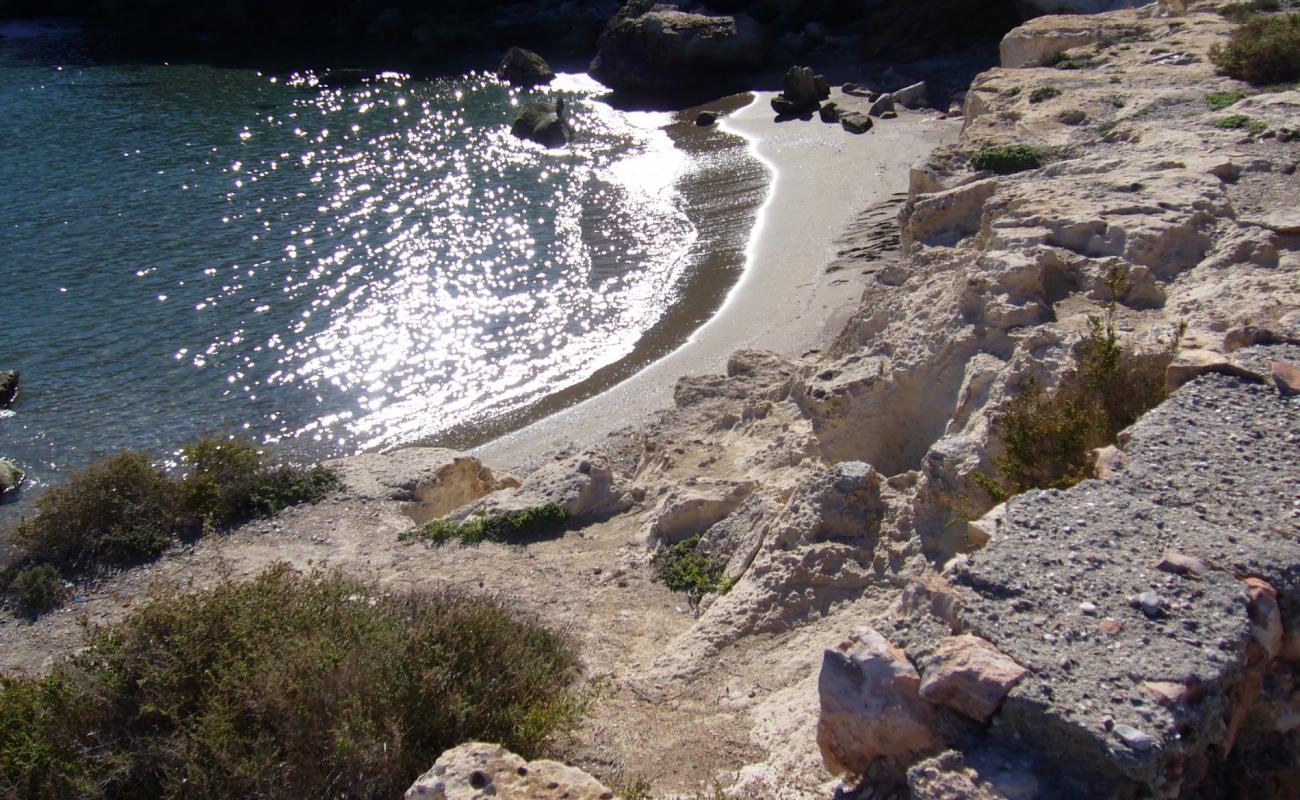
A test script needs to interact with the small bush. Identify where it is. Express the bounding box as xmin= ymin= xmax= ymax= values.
xmin=9 ymin=565 xmax=68 ymax=615
xmin=180 ymin=437 xmax=338 ymax=526
xmin=0 ymin=564 xmax=583 ymax=799
xmin=1210 ymin=14 xmax=1300 ymax=84
xmin=1051 ymin=51 xmax=1097 ymax=70
xmin=1029 ymin=86 xmax=1062 ymax=103
xmin=5 ymin=439 xmax=338 ymax=573
xmin=1213 ymin=113 xmax=1269 ymax=132
xmin=404 ymin=503 xmax=570 ymax=545
xmin=8 ymin=452 xmax=182 ymax=568
xmin=969 ymin=144 xmax=1044 ymax=175
xmin=979 ymin=267 xmax=1172 ymax=495
xmin=1205 ymin=89 xmax=1250 ymax=109
xmin=1220 ymin=0 xmax=1281 ymax=22
xmin=652 ymin=536 xmax=730 ymax=607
